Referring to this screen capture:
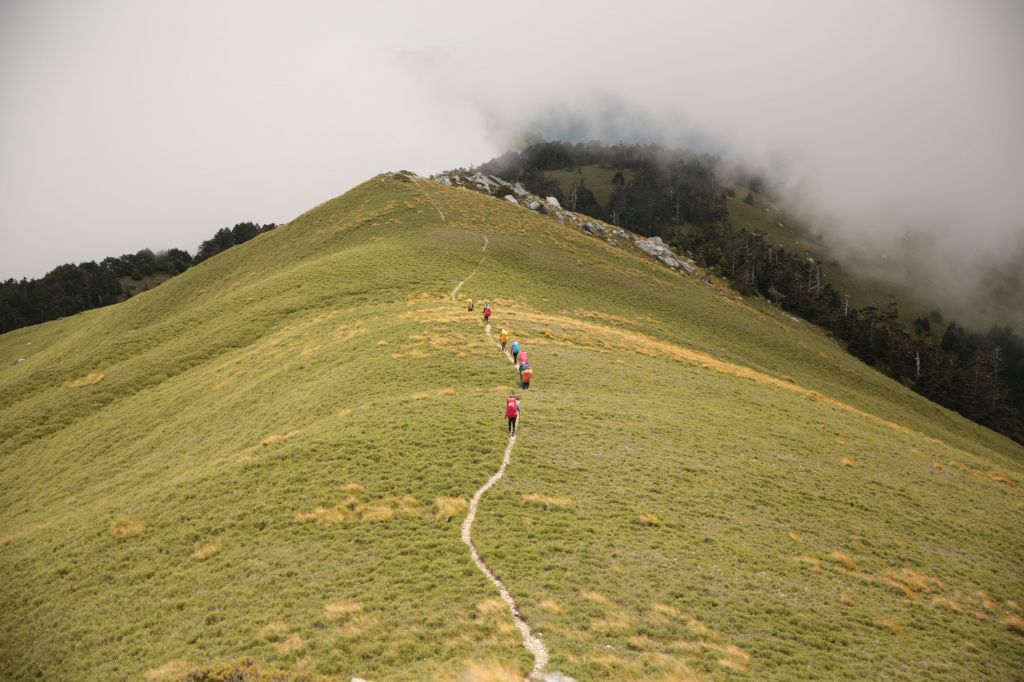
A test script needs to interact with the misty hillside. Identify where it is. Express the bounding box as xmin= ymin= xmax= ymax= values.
xmin=476 ymin=141 xmax=1024 ymax=445
xmin=1 ymin=173 xmax=1022 ymax=681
